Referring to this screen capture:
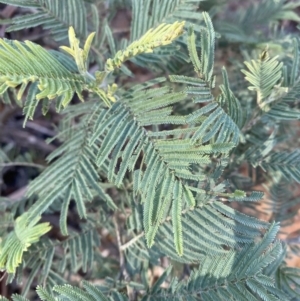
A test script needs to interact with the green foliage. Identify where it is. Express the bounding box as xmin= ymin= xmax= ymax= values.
xmin=0 ymin=213 xmax=50 ymax=273
xmin=1 ymin=0 xmax=300 ymax=300
xmin=242 ymin=50 xmax=284 ymax=111
xmin=26 ymin=107 xmax=116 ymax=235
xmin=4 ymin=224 xmax=288 ymax=301
xmin=129 ymin=0 xmax=207 ymax=72
xmin=143 ymin=223 xmax=286 ymax=301
xmin=1 ymin=0 xmax=89 ymax=42
xmin=17 ymin=219 xmax=101 ymax=295
xmin=106 ymin=21 xmax=185 ymax=71
xmin=0 ymin=37 xmax=91 ymax=123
